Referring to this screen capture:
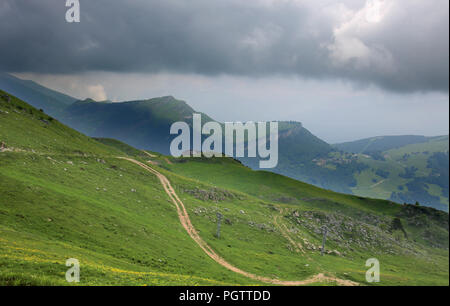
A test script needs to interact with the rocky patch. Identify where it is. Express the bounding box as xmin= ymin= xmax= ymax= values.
xmin=183 ymin=187 xmax=243 ymax=203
